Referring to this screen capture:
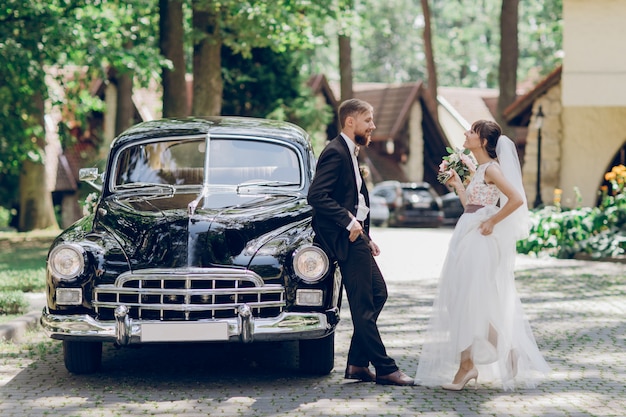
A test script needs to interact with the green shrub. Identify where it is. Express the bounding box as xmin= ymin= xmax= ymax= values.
xmin=0 ymin=240 xmax=47 ymax=292
xmin=0 ymin=206 xmax=14 ymax=229
xmin=518 ymin=165 xmax=626 ymax=259
xmin=0 ymin=236 xmax=48 ymax=317
xmin=0 ymin=291 xmax=29 ymax=315
xmin=0 ymin=269 xmax=46 ymax=292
